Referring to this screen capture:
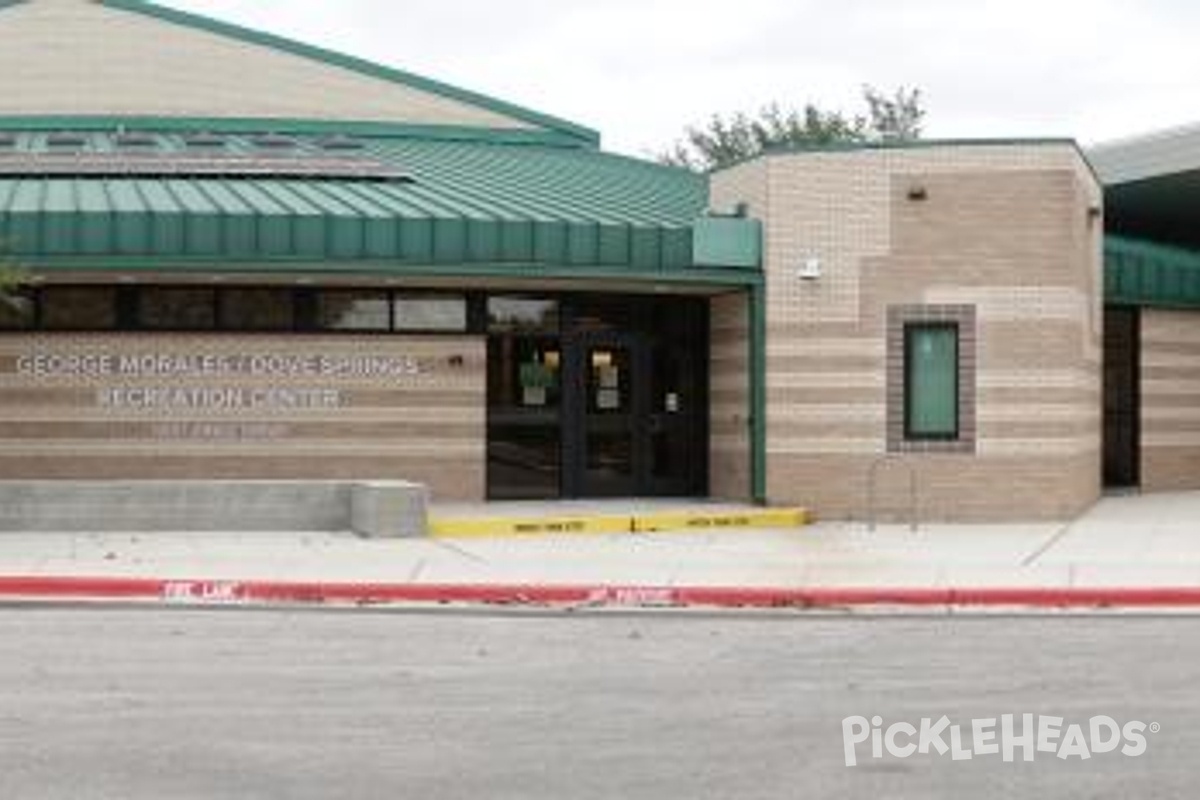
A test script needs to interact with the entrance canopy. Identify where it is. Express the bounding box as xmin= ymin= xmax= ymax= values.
xmin=0 ymin=129 xmax=760 ymax=286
